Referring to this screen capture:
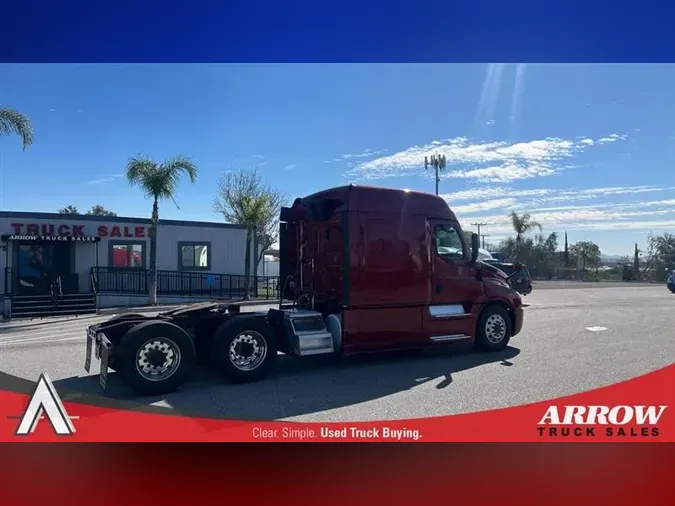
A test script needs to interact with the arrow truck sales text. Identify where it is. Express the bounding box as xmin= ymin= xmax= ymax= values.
xmin=537 ymin=405 xmax=667 ymax=438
